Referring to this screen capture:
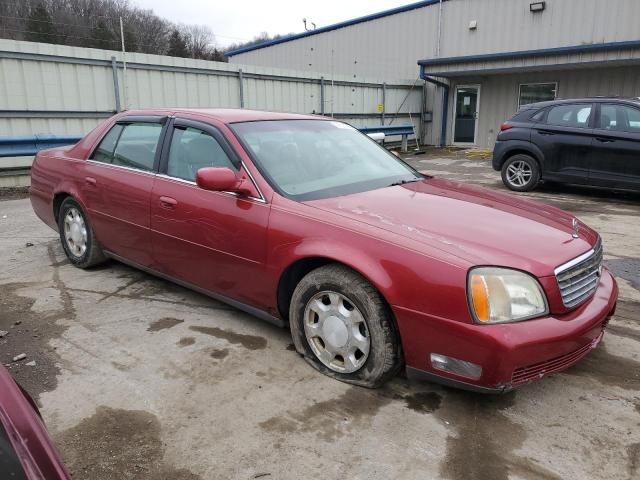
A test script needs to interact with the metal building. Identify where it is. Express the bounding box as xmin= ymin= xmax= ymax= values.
xmin=227 ymin=0 xmax=640 ymax=148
